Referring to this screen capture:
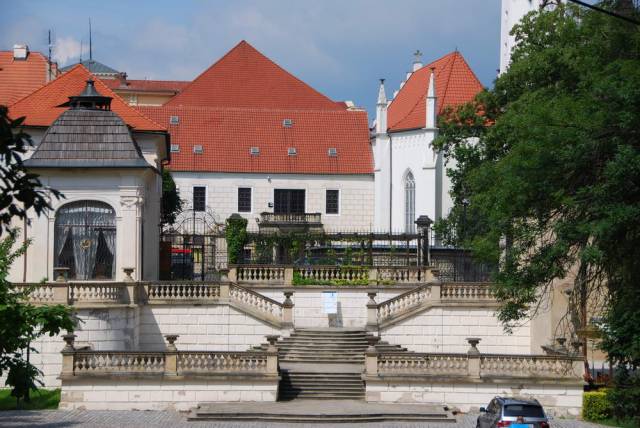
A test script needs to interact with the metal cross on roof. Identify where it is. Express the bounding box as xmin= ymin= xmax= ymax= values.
xmin=413 ymin=49 xmax=423 ymax=63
